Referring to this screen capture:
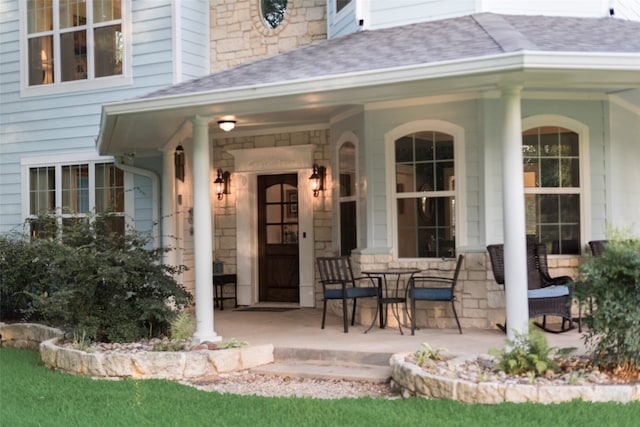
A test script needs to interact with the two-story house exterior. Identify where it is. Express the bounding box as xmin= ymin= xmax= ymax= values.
xmin=3 ymin=1 xmax=640 ymax=342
